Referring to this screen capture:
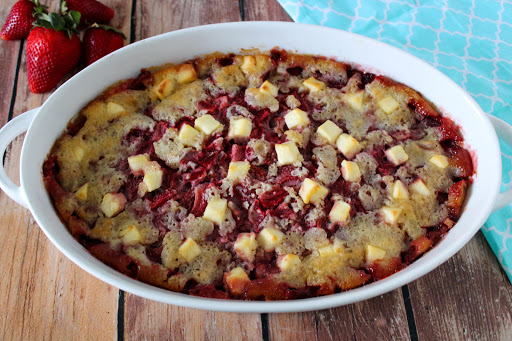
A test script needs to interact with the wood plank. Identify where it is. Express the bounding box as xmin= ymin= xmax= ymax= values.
xmin=133 ymin=0 xmax=241 ymax=41
xmin=0 ymin=0 xmax=133 ymax=339
xmin=125 ymin=295 xmax=263 ymax=341
xmin=268 ymin=290 xmax=410 ymax=341
xmin=123 ymin=3 xmax=263 ymax=341
xmin=410 ymin=231 xmax=512 ymax=341
xmin=244 ymin=0 xmax=293 ymax=21
xmin=0 ymin=3 xmax=22 ymax=126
